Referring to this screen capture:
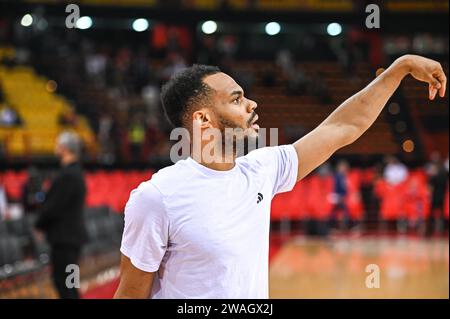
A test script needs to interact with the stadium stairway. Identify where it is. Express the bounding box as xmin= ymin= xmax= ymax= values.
xmin=0 ymin=46 xmax=97 ymax=158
